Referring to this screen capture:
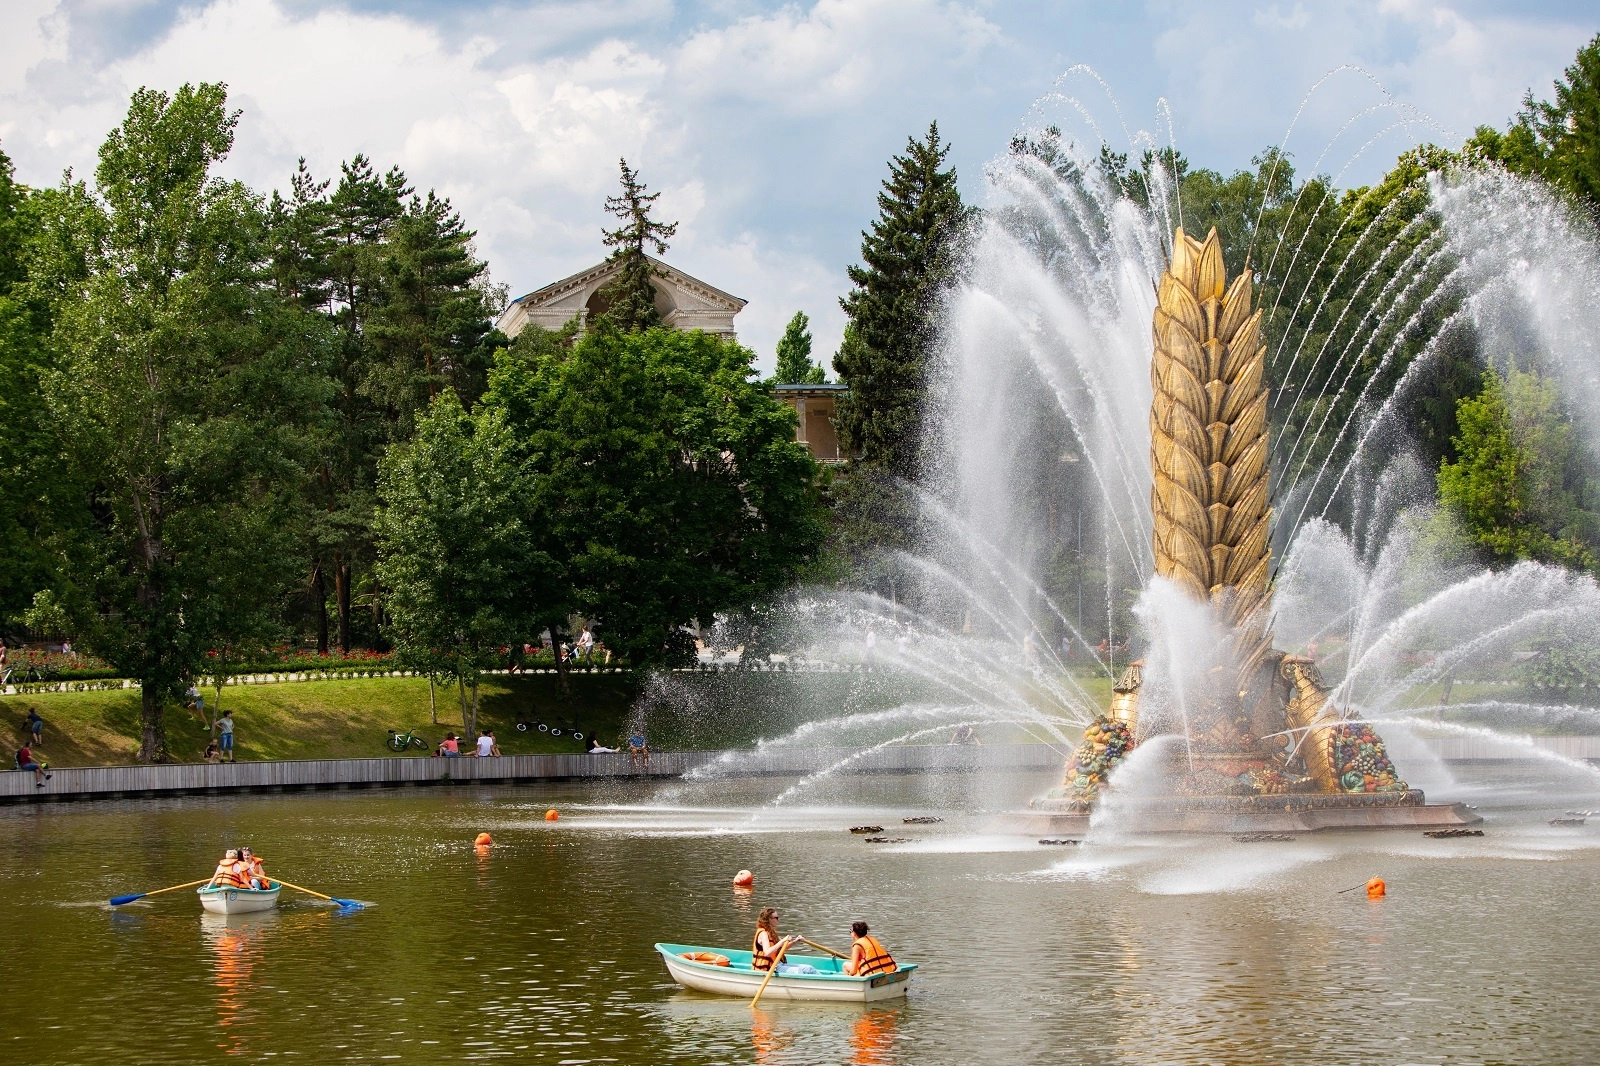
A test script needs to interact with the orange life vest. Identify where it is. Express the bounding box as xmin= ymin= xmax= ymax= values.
xmin=214 ymin=861 xmax=249 ymax=888
xmin=851 ymin=935 xmax=896 ymax=978
xmin=751 ymin=928 xmax=782 ymax=971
